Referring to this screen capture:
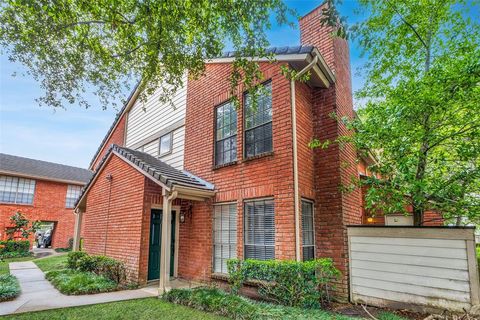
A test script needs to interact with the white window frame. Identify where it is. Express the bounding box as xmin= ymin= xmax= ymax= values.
xmin=301 ymin=199 xmax=315 ymax=261
xmin=0 ymin=175 xmax=36 ymax=205
xmin=159 ymin=132 xmax=173 ymax=157
xmin=212 ymin=202 xmax=237 ymax=274
xmin=65 ymin=185 xmax=82 ymax=208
